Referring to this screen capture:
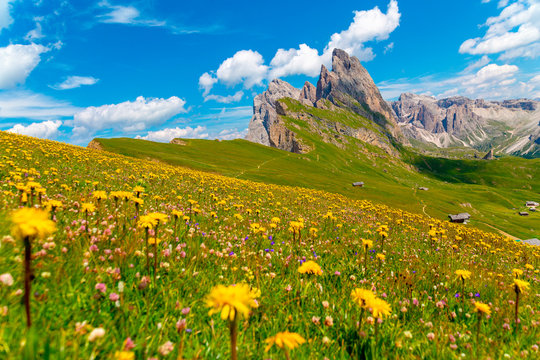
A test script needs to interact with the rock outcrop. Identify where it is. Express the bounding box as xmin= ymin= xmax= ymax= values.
xmin=245 ymin=79 xmax=301 ymax=147
xmin=246 ymin=48 xmax=404 ymax=155
xmin=316 ymin=49 xmax=403 ymax=142
xmin=392 ymin=93 xmax=540 ymax=157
